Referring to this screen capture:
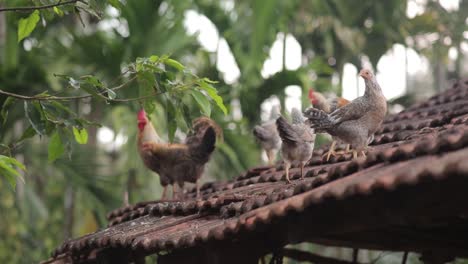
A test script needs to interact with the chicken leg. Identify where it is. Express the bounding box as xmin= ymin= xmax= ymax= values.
xmin=335 ymin=144 xmax=352 ymax=154
xmin=284 ymin=161 xmax=291 ymax=183
xmin=322 ymin=141 xmax=338 ymax=161
xmin=161 ymin=186 xmax=168 ymax=200
xmin=352 ymin=149 xmax=367 ymax=159
xmin=300 ymin=161 xmax=305 ymax=180
xmin=266 ymin=149 xmax=275 ymax=165
xmin=195 ymin=180 xmax=201 ymax=199
xmin=172 ymin=185 xmax=178 ymax=200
